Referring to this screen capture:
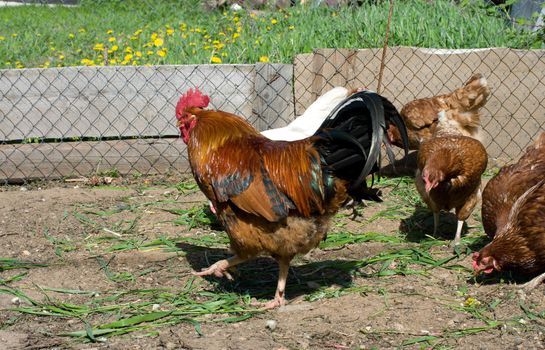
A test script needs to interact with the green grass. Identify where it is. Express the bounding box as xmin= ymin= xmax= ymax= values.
xmin=3 ymin=176 xmax=540 ymax=345
xmin=0 ymin=0 xmax=542 ymax=69
xmin=0 ymin=279 xmax=261 ymax=341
